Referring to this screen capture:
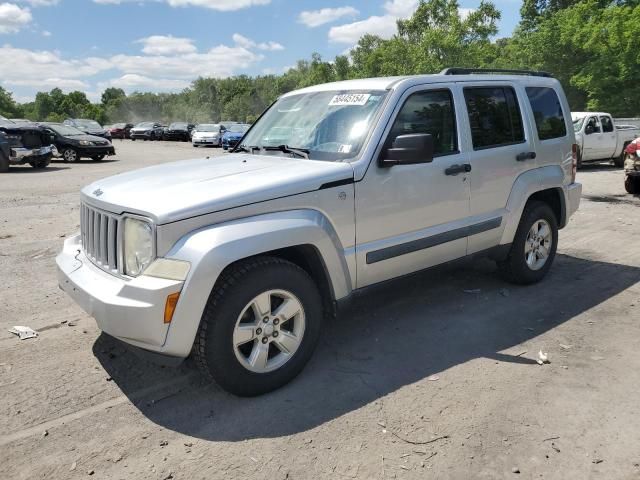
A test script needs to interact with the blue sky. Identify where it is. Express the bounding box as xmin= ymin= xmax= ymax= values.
xmin=1 ymin=0 xmax=522 ymax=103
